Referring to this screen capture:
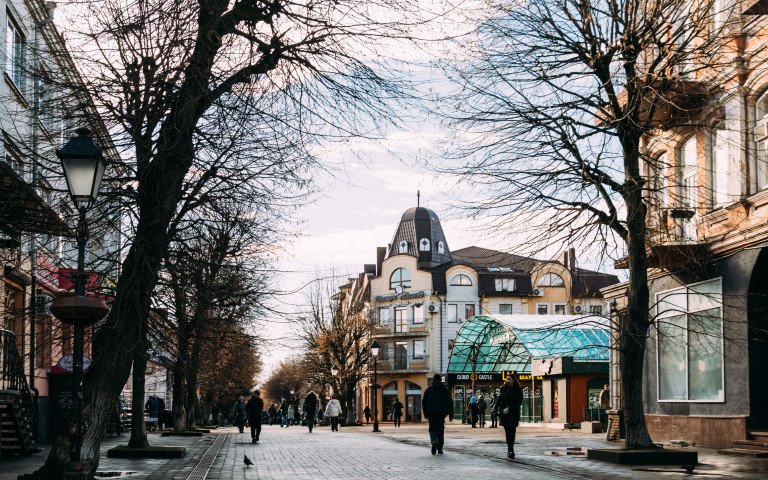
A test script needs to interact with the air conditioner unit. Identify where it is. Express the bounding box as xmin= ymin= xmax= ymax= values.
xmin=532 ymin=288 xmax=544 ymax=297
xmin=427 ymin=304 xmax=439 ymax=314
xmin=573 ymin=304 xmax=584 ymax=314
